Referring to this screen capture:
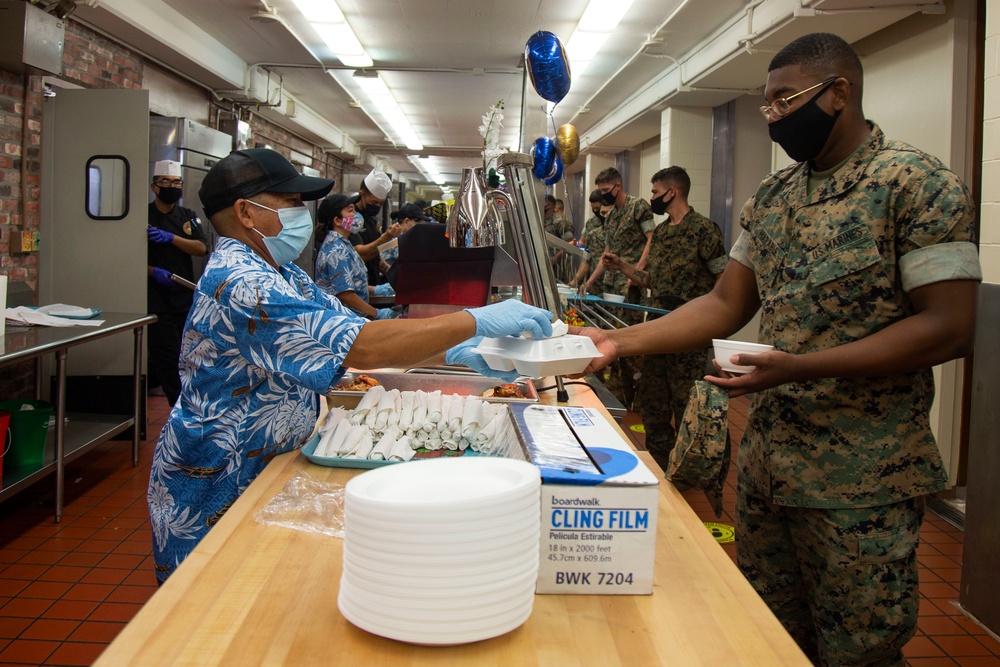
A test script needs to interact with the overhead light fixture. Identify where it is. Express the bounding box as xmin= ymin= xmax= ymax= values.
xmin=291 ymin=0 xmax=372 ymax=67
xmin=566 ymin=0 xmax=637 ymax=76
xmin=289 ymin=0 xmax=344 ymax=22
xmin=408 ymin=155 xmax=445 ymax=185
xmin=349 ymin=73 xmax=422 ymax=150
